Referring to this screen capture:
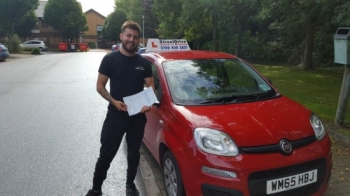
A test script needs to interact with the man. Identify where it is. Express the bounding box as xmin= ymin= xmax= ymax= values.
xmin=86 ymin=20 xmax=154 ymax=196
